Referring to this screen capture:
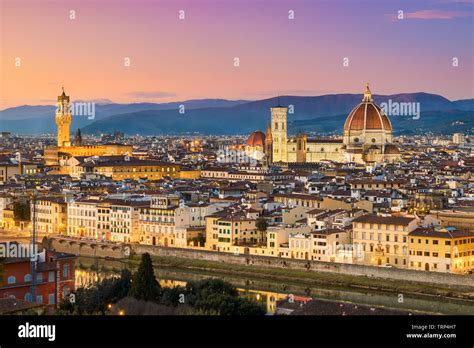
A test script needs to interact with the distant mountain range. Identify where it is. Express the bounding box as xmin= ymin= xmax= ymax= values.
xmin=1 ymin=93 xmax=473 ymax=135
